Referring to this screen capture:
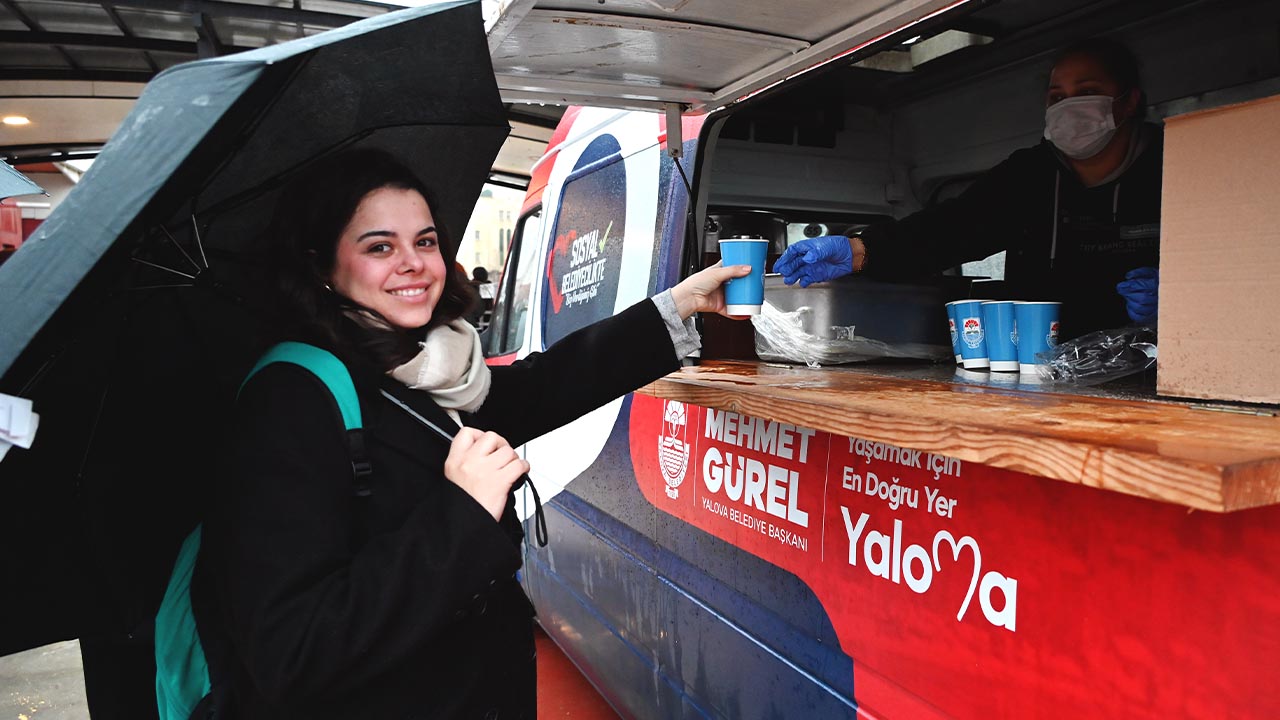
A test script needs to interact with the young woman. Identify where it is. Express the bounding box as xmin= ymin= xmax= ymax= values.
xmin=193 ymin=148 xmax=748 ymax=718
